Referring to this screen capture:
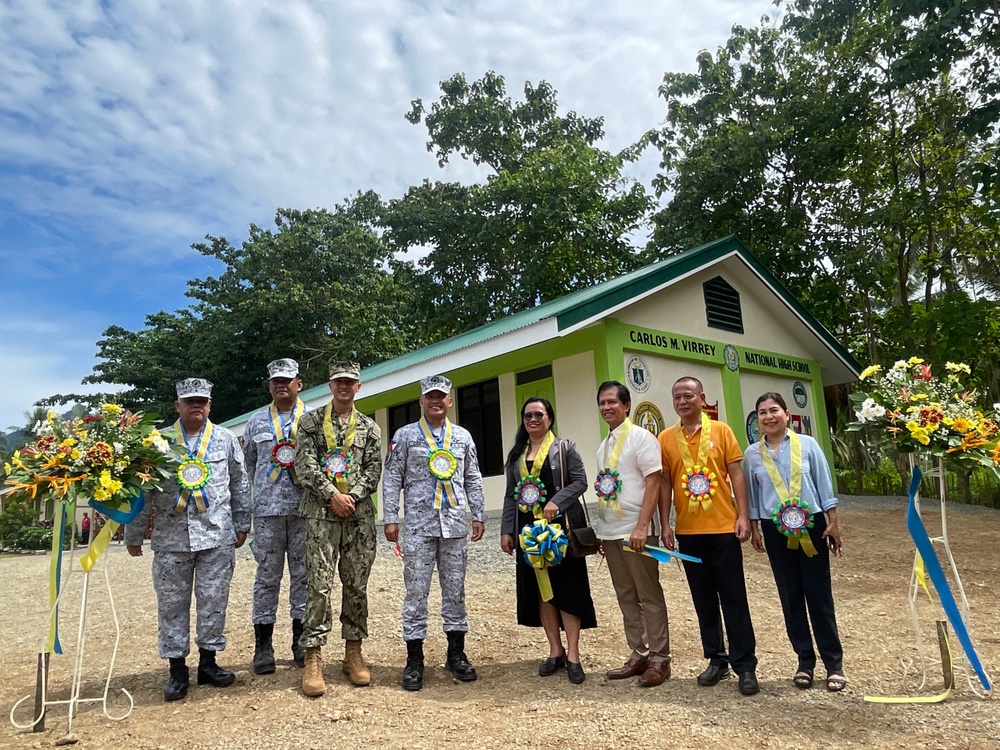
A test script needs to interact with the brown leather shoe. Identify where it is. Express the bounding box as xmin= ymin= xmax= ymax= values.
xmin=638 ymin=660 xmax=671 ymax=687
xmin=605 ymin=655 xmax=650 ymax=680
